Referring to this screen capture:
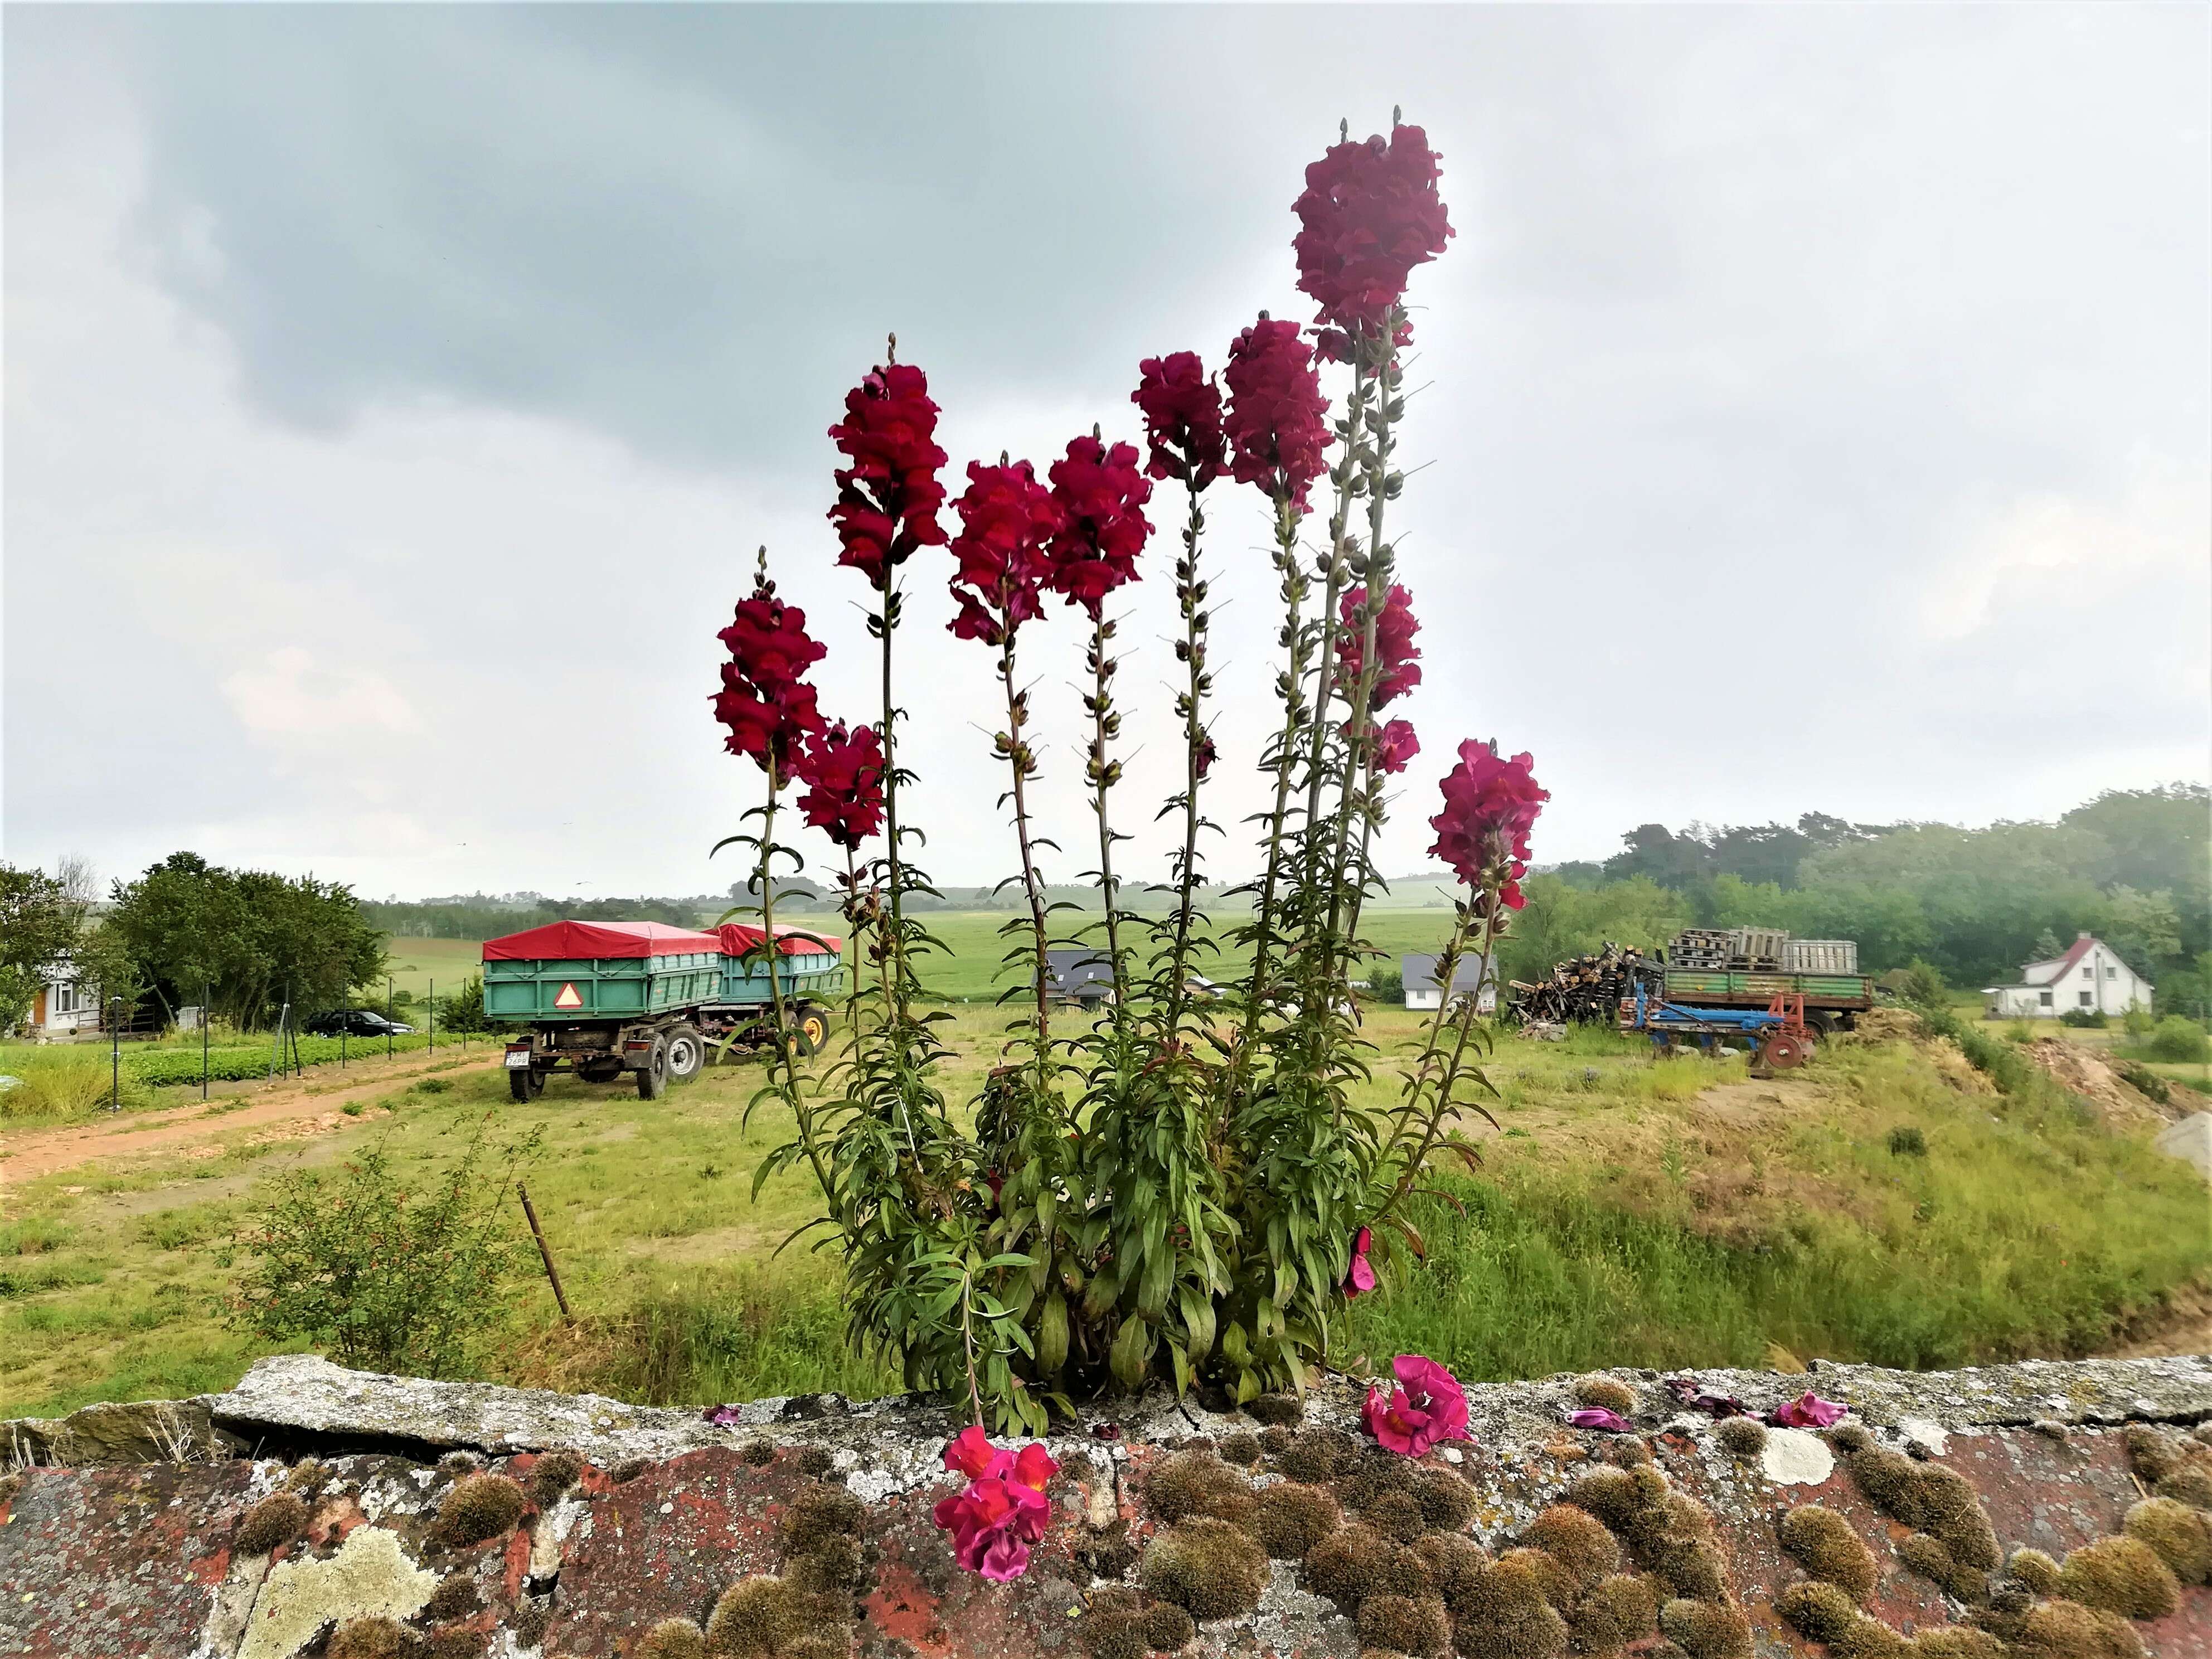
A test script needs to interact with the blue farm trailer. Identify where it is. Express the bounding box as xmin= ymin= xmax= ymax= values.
xmin=484 ymin=919 xmax=842 ymax=1102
